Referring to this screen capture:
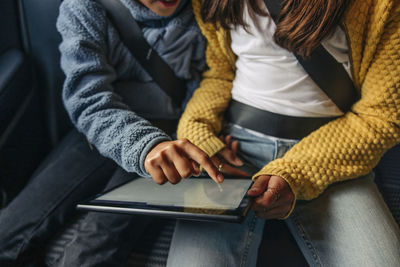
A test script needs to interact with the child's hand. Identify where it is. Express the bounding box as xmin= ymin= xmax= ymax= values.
xmin=218 ymin=135 xmax=243 ymax=166
xmin=211 ymin=135 xmax=249 ymax=177
xmin=144 ymin=139 xmax=223 ymax=185
xmin=247 ymin=175 xmax=295 ymax=219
